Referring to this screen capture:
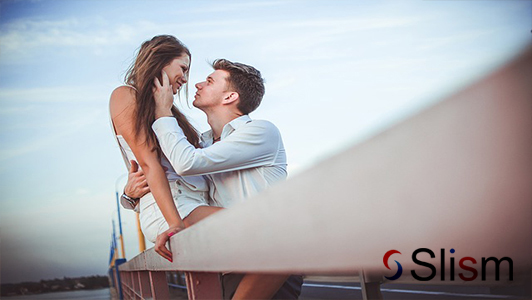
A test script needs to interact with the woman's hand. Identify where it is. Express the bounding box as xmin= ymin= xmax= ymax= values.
xmin=155 ymin=224 xmax=186 ymax=262
xmin=153 ymin=71 xmax=174 ymax=119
